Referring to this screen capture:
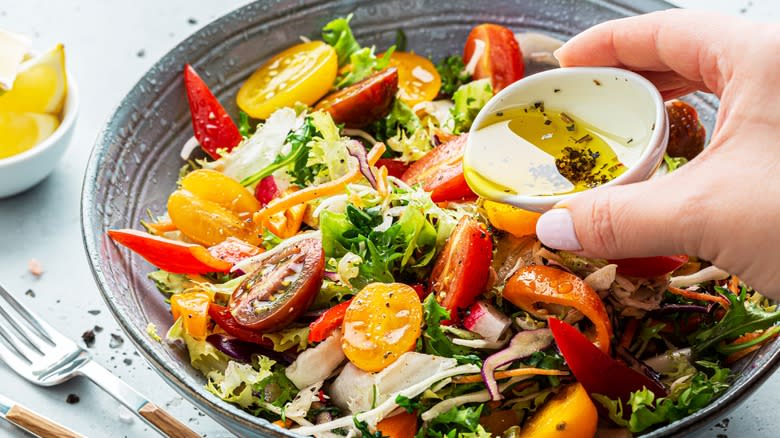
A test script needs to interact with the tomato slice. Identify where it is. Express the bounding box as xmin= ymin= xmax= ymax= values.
xmin=308 ymin=299 xmax=352 ymax=343
xmin=609 ymin=255 xmax=689 ymax=278
xmin=237 ymin=41 xmax=338 ymax=119
xmin=208 ymin=303 xmax=273 ymax=346
xmin=168 ymin=190 xmax=260 ymax=247
xmin=341 ymin=283 xmax=423 ymax=372
xmin=387 ymin=51 xmax=441 ymax=107
xmin=183 ymin=64 xmax=243 ymax=159
xmin=430 ymin=217 xmax=493 ymax=312
xmin=464 ymin=24 xmax=524 ymax=92
xmin=208 ymin=237 xmax=262 ymax=265
xmin=376 ymin=158 xmax=409 ymax=179
xmin=180 ymin=169 xmax=260 ymax=215
xmin=315 ymin=67 xmax=398 ymax=128
xmin=666 ymin=100 xmax=705 ymax=160
xmin=229 ymin=235 xmax=324 ymax=331
xmin=401 ymin=134 xmax=475 ymax=202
